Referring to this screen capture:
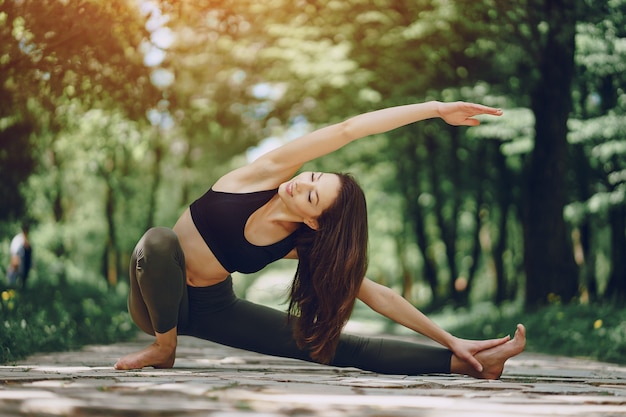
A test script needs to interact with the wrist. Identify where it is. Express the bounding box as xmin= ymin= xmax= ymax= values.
xmin=441 ymin=332 xmax=457 ymax=350
xmin=417 ymin=100 xmax=443 ymax=120
xmin=431 ymin=100 xmax=444 ymax=119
